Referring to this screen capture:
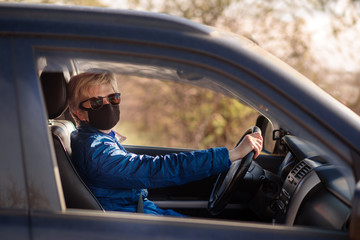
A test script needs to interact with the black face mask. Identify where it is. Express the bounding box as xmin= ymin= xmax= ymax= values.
xmin=85 ymin=104 xmax=120 ymax=130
